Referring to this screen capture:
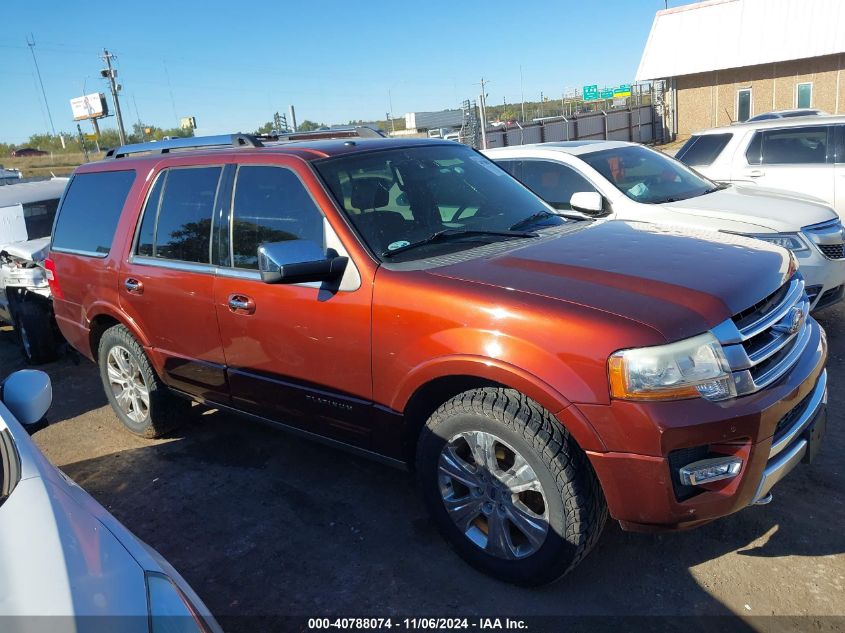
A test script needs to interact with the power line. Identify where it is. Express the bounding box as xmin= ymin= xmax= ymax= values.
xmin=26 ymin=34 xmax=56 ymax=135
